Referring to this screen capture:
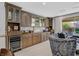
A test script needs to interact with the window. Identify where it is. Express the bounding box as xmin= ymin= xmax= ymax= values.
xmin=62 ymin=16 xmax=79 ymax=34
